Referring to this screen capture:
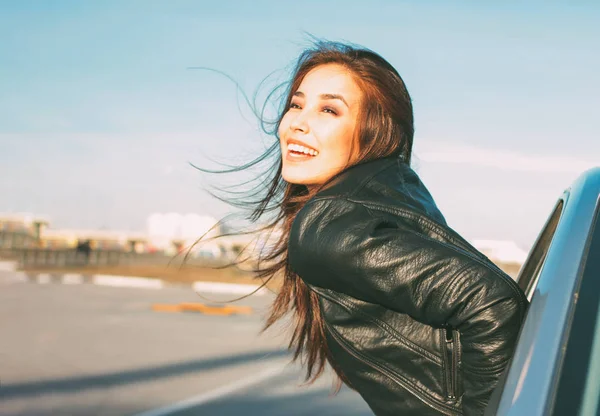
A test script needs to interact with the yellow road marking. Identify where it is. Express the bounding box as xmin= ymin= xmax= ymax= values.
xmin=152 ymin=302 xmax=252 ymax=315
xmin=152 ymin=304 xmax=183 ymax=313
